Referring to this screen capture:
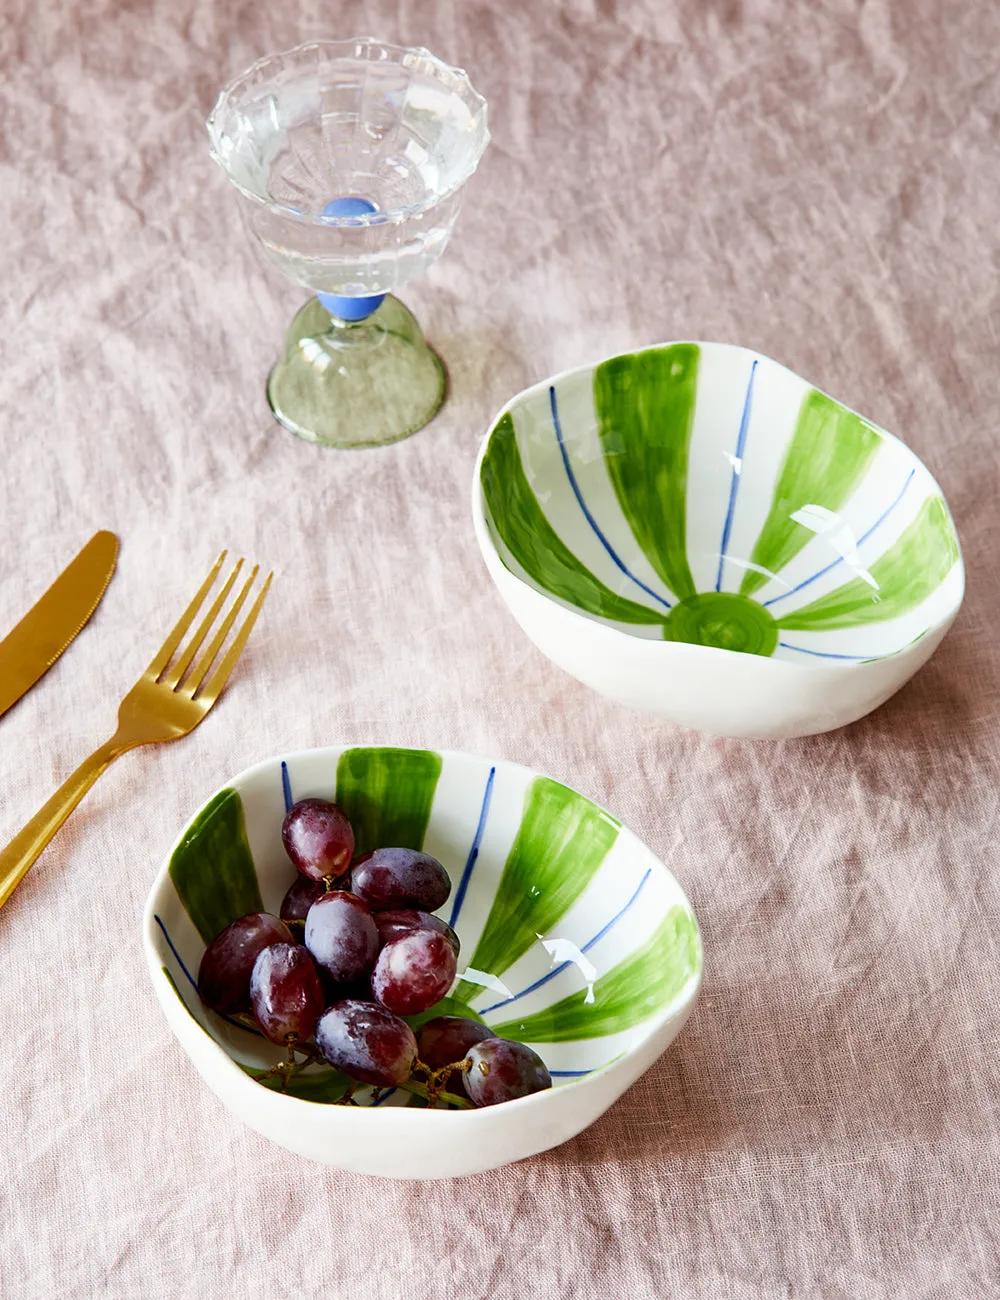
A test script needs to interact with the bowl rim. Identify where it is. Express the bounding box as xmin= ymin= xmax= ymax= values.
xmin=206 ymin=37 xmax=491 ymax=229
xmin=471 ymin=338 xmax=966 ymax=672
xmin=143 ymin=742 xmax=704 ymax=1121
